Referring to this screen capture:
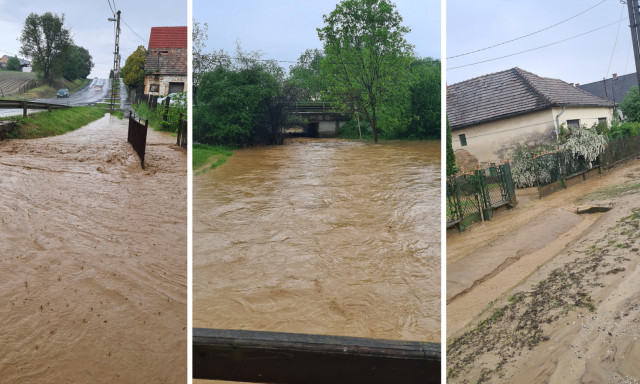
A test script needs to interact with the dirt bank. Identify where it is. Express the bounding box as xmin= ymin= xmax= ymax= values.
xmin=0 ymin=115 xmax=187 ymax=383
xmin=447 ymin=160 xmax=640 ymax=383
